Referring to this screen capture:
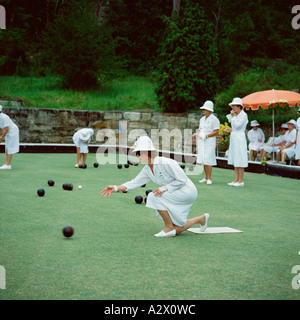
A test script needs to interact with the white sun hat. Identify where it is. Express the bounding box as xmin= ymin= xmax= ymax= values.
xmin=229 ymin=97 xmax=243 ymax=107
xmin=132 ymin=136 xmax=157 ymax=152
xmin=79 ymin=129 xmax=92 ymax=141
xmin=250 ymin=120 xmax=260 ymax=127
xmin=200 ymin=100 xmax=214 ymax=112
xmin=287 ymin=119 xmax=296 ymax=127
